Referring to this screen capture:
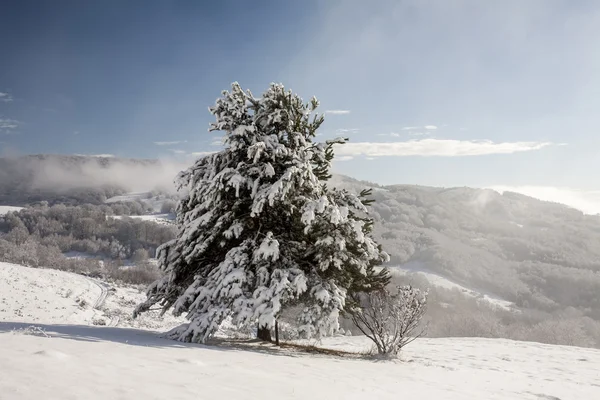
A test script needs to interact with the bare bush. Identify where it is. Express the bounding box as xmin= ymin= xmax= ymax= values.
xmin=349 ymin=285 xmax=427 ymax=356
